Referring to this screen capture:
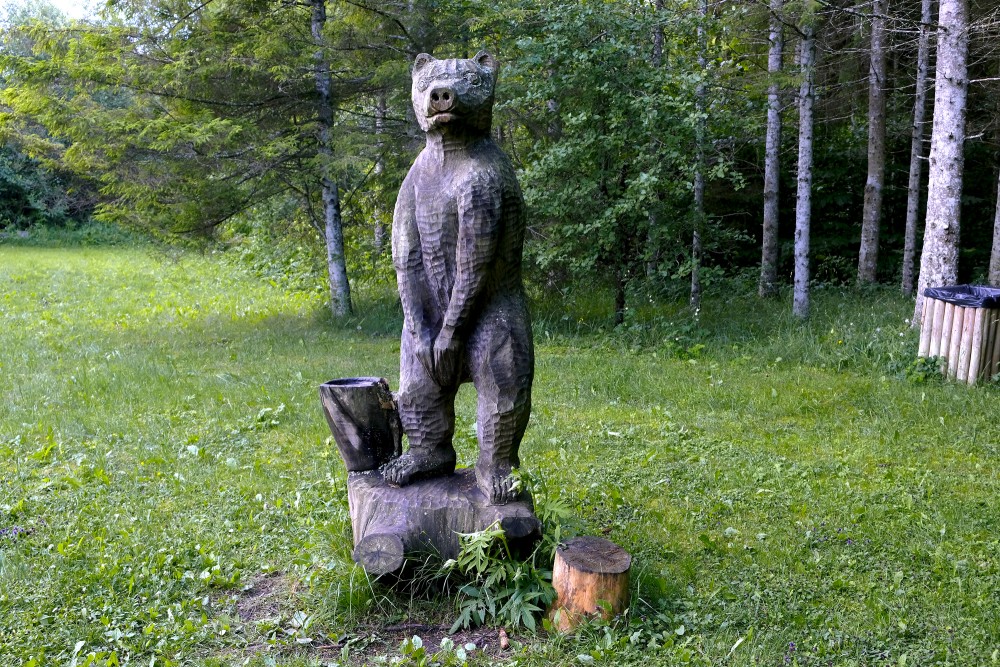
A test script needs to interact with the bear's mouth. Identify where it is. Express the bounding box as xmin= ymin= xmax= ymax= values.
xmin=427 ymin=111 xmax=458 ymax=122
